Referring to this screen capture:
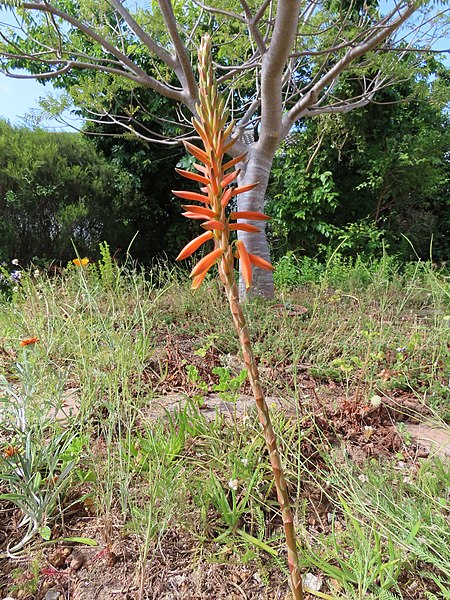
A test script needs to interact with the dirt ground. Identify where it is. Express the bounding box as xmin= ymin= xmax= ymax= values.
xmin=1 ymin=346 xmax=449 ymax=600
